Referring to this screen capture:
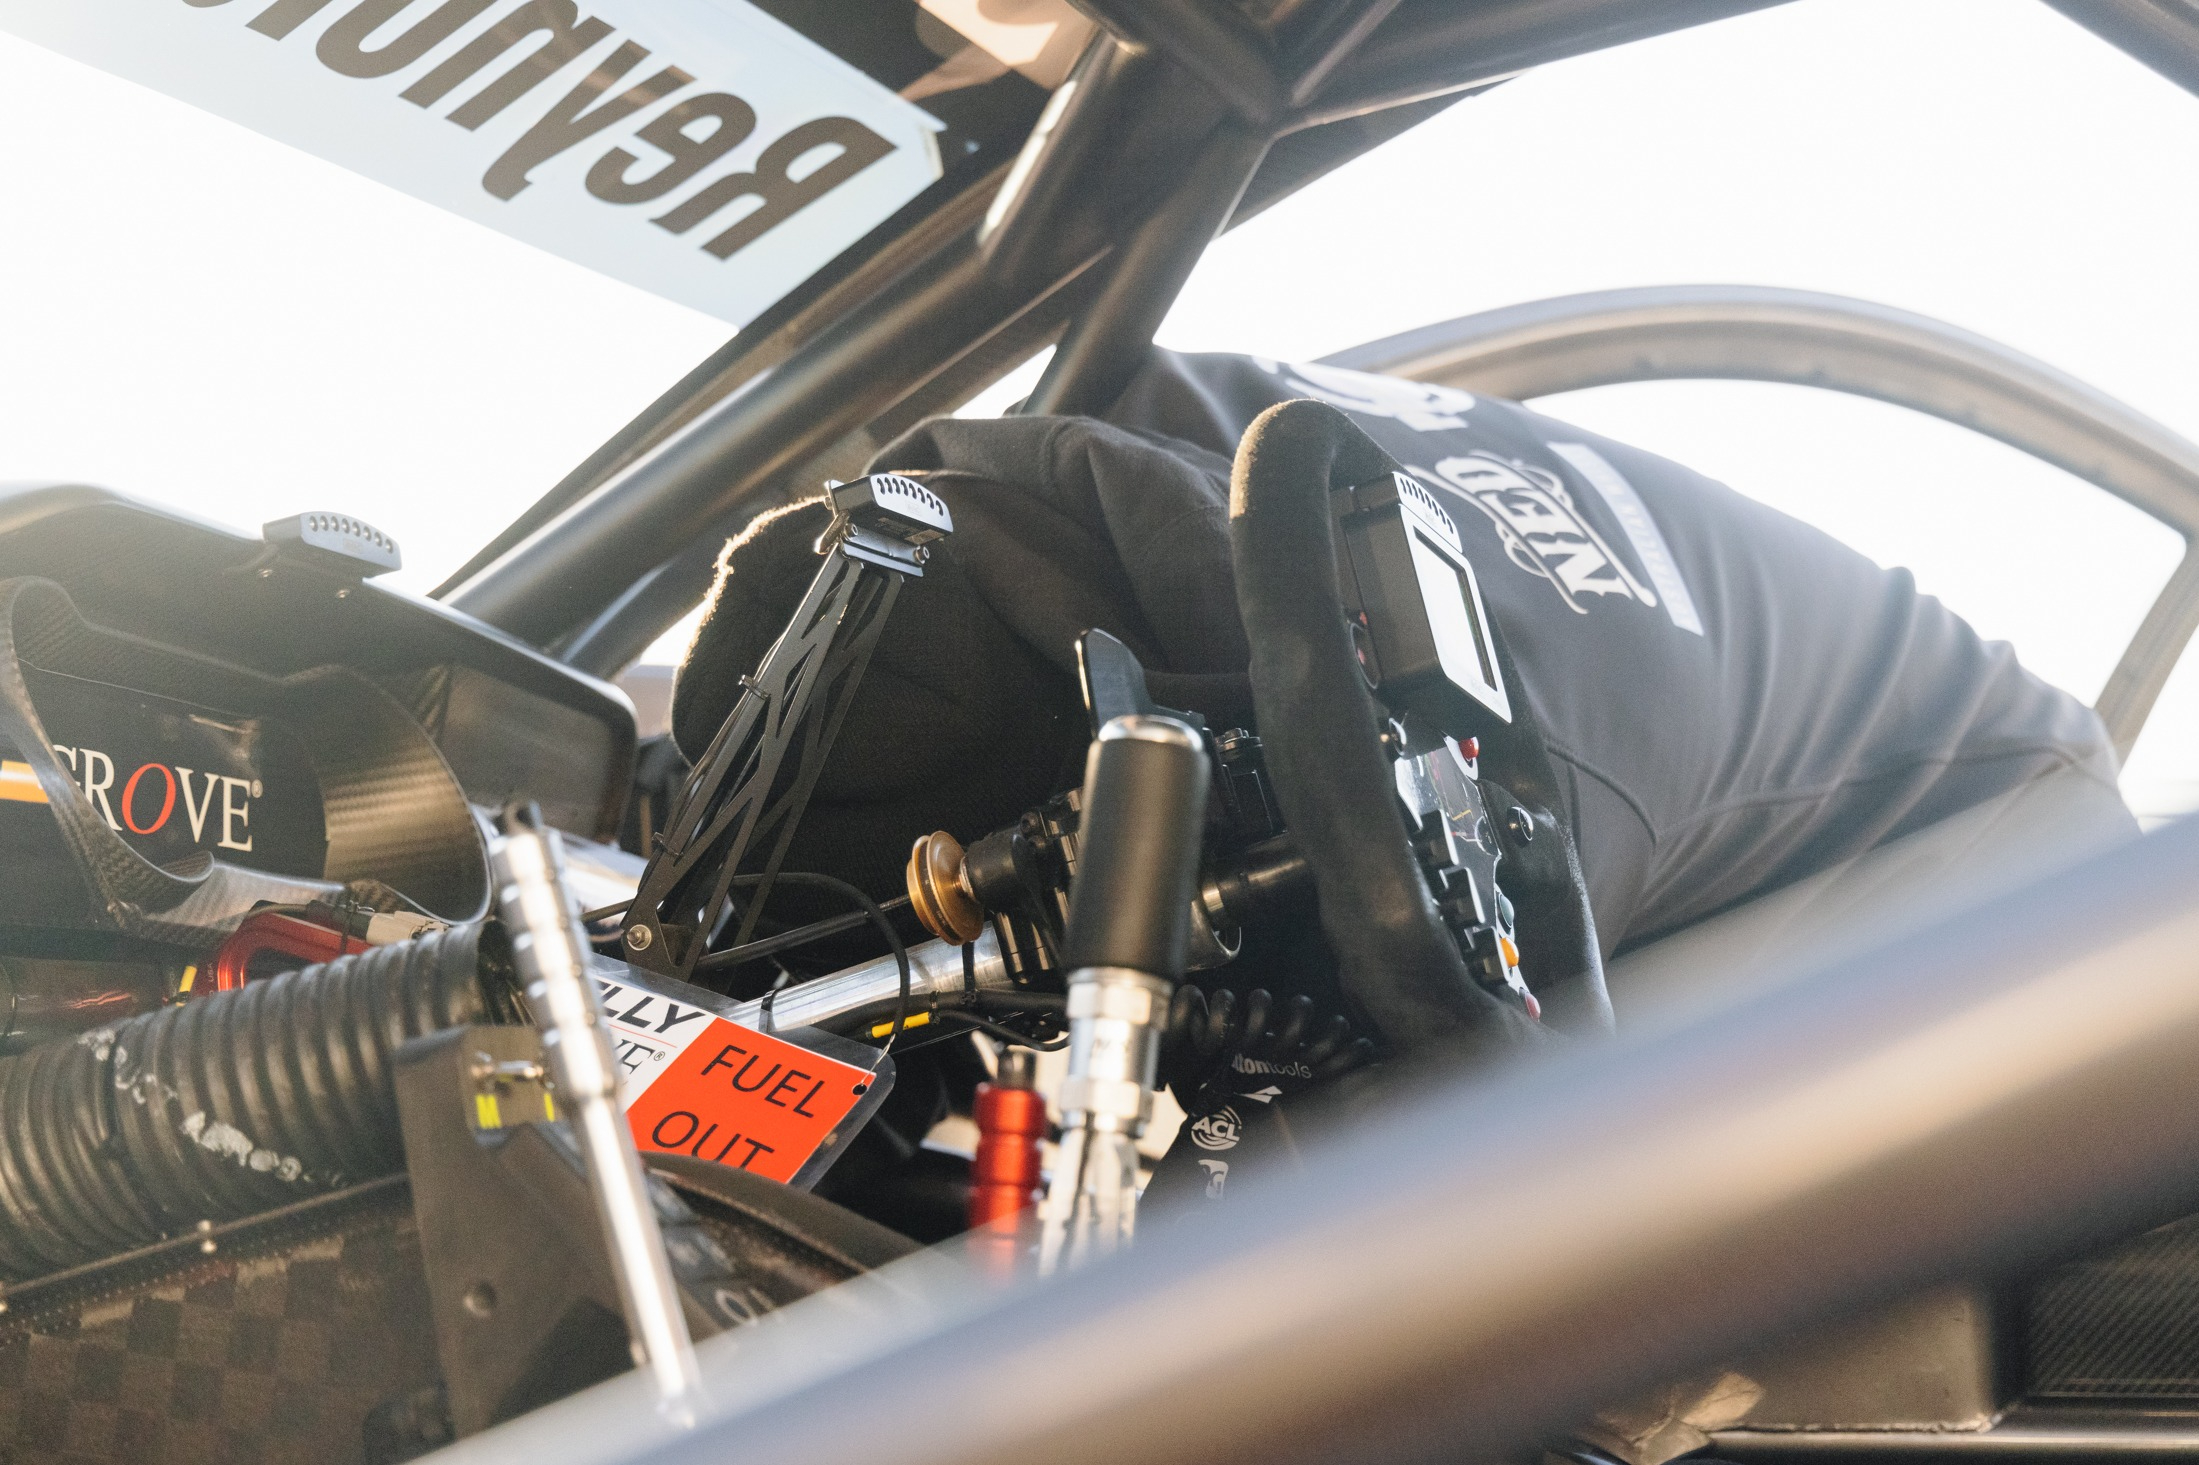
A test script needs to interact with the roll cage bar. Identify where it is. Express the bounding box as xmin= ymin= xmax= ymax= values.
xmin=433 ymin=0 xmax=2199 ymax=673
xmin=436 ymin=2 xmax=2199 ymax=699
xmin=442 ymin=788 xmax=2199 ymax=1465
xmin=432 ymin=0 xmax=1802 ymax=649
